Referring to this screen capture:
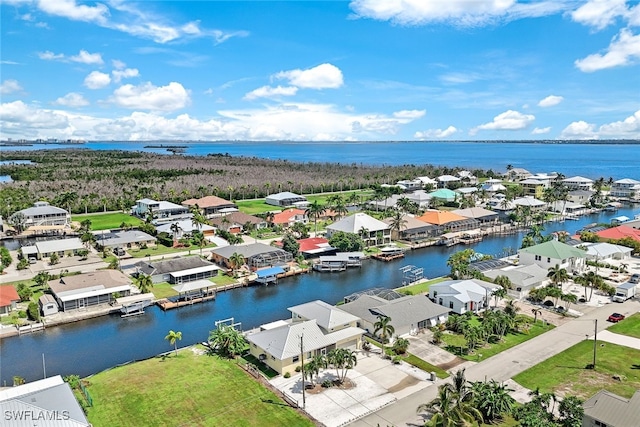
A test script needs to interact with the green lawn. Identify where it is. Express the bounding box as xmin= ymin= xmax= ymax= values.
xmin=84 ymin=347 xmax=314 ymax=427
xmin=149 ymin=282 xmax=178 ymax=299
xmin=513 ymin=340 xmax=640 ymax=400
xmin=365 ymin=337 xmax=449 ymax=379
xmin=236 ymin=190 xmax=372 ymax=215
xmin=440 ymin=317 xmax=555 ymax=362
xmin=128 ymin=245 xmax=214 ymax=258
xmin=210 ymin=274 xmax=238 ymax=286
xmin=72 ymin=212 xmax=143 ymax=231
xmin=398 ymin=276 xmax=449 ymax=295
xmin=608 ymin=312 xmax=640 ymax=338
